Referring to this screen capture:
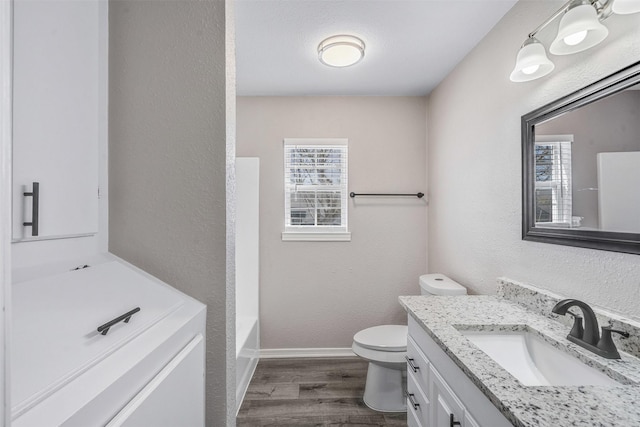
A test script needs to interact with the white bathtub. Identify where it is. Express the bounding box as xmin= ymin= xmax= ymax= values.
xmin=236 ymin=316 xmax=259 ymax=414
xmin=235 ymin=158 xmax=260 ymax=414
